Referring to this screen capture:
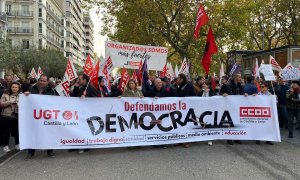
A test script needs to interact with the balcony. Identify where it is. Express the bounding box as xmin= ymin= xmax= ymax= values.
xmin=46 ymin=7 xmax=61 ymax=24
xmin=6 ymin=11 xmax=33 ymax=18
xmin=46 ymin=35 xmax=62 ymax=49
xmin=0 ymin=12 xmax=7 ymax=23
xmin=46 ymin=22 xmax=61 ymax=36
xmin=7 ymin=27 xmax=34 ymax=34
